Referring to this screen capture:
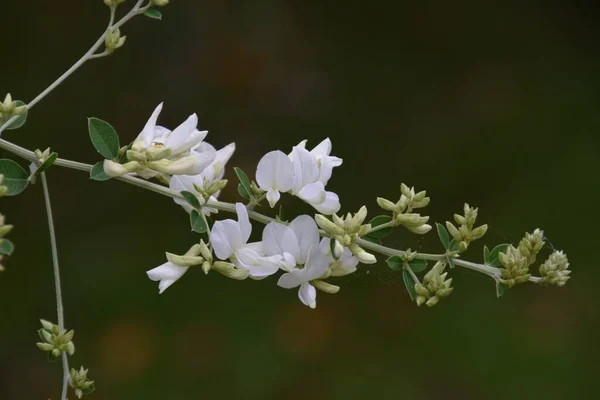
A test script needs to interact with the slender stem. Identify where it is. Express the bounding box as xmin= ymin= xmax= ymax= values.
xmin=366 ymin=220 xmax=395 ymax=234
xmin=0 ymin=138 xmax=533 ymax=282
xmin=40 ymin=172 xmax=70 ymax=400
xmin=0 ymin=0 xmax=147 ymax=136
